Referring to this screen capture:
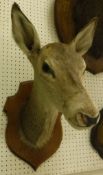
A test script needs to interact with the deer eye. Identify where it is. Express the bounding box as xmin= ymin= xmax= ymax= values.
xmin=42 ymin=62 xmax=55 ymax=78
